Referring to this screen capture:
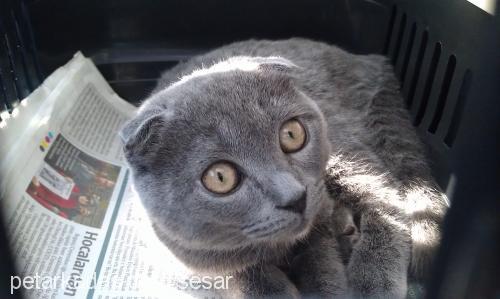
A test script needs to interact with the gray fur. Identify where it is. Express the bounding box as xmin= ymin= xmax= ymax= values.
xmin=121 ymin=38 xmax=448 ymax=298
